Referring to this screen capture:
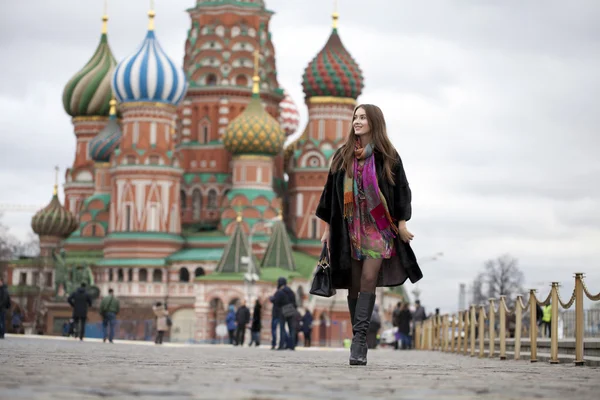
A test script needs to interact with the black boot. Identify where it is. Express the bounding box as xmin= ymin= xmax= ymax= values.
xmin=347 ymin=296 xmax=357 ymax=336
xmin=349 ymin=292 xmax=376 ymax=366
